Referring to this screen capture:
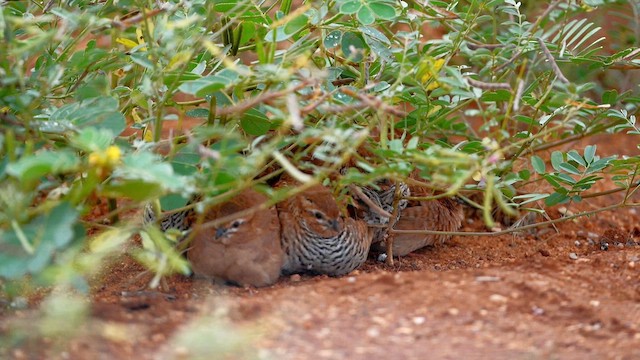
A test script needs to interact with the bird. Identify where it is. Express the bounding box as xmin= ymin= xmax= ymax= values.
xmin=352 ymin=181 xmax=463 ymax=257
xmin=187 ymin=189 xmax=284 ymax=287
xmin=142 ymin=199 xmax=196 ymax=232
xmin=277 ymin=184 xmax=373 ymax=276
xmin=380 ymin=197 xmax=464 ymax=256
xmin=351 ymin=181 xmax=411 ymax=244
